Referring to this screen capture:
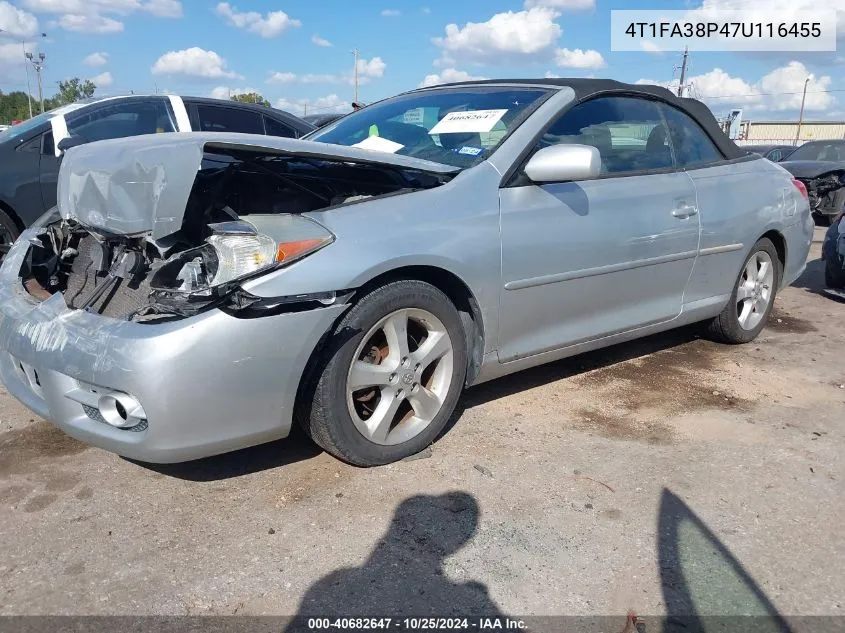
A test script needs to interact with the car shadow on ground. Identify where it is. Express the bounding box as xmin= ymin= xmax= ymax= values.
xmin=277 ymin=488 xmax=791 ymax=633
xmin=791 ymin=256 xmax=826 ymax=294
xmin=127 ymin=425 xmax=322 ymax=481
xmin=459 ymin=323 xmax=704 ymax=414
